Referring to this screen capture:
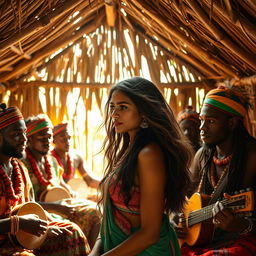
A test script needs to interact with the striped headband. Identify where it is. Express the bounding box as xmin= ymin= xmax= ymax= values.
xmin=0 ymin=106 xmax=23 ymax=130
xmin=53 ymin=123 xmax=68 ymax=136
xmin=177 ymin=106 xmax=200 ymax=124
xmin=203 ymin=88 xmax=247 ymax=118
xmin=26 ymin=118 xmax=52 ymax=137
